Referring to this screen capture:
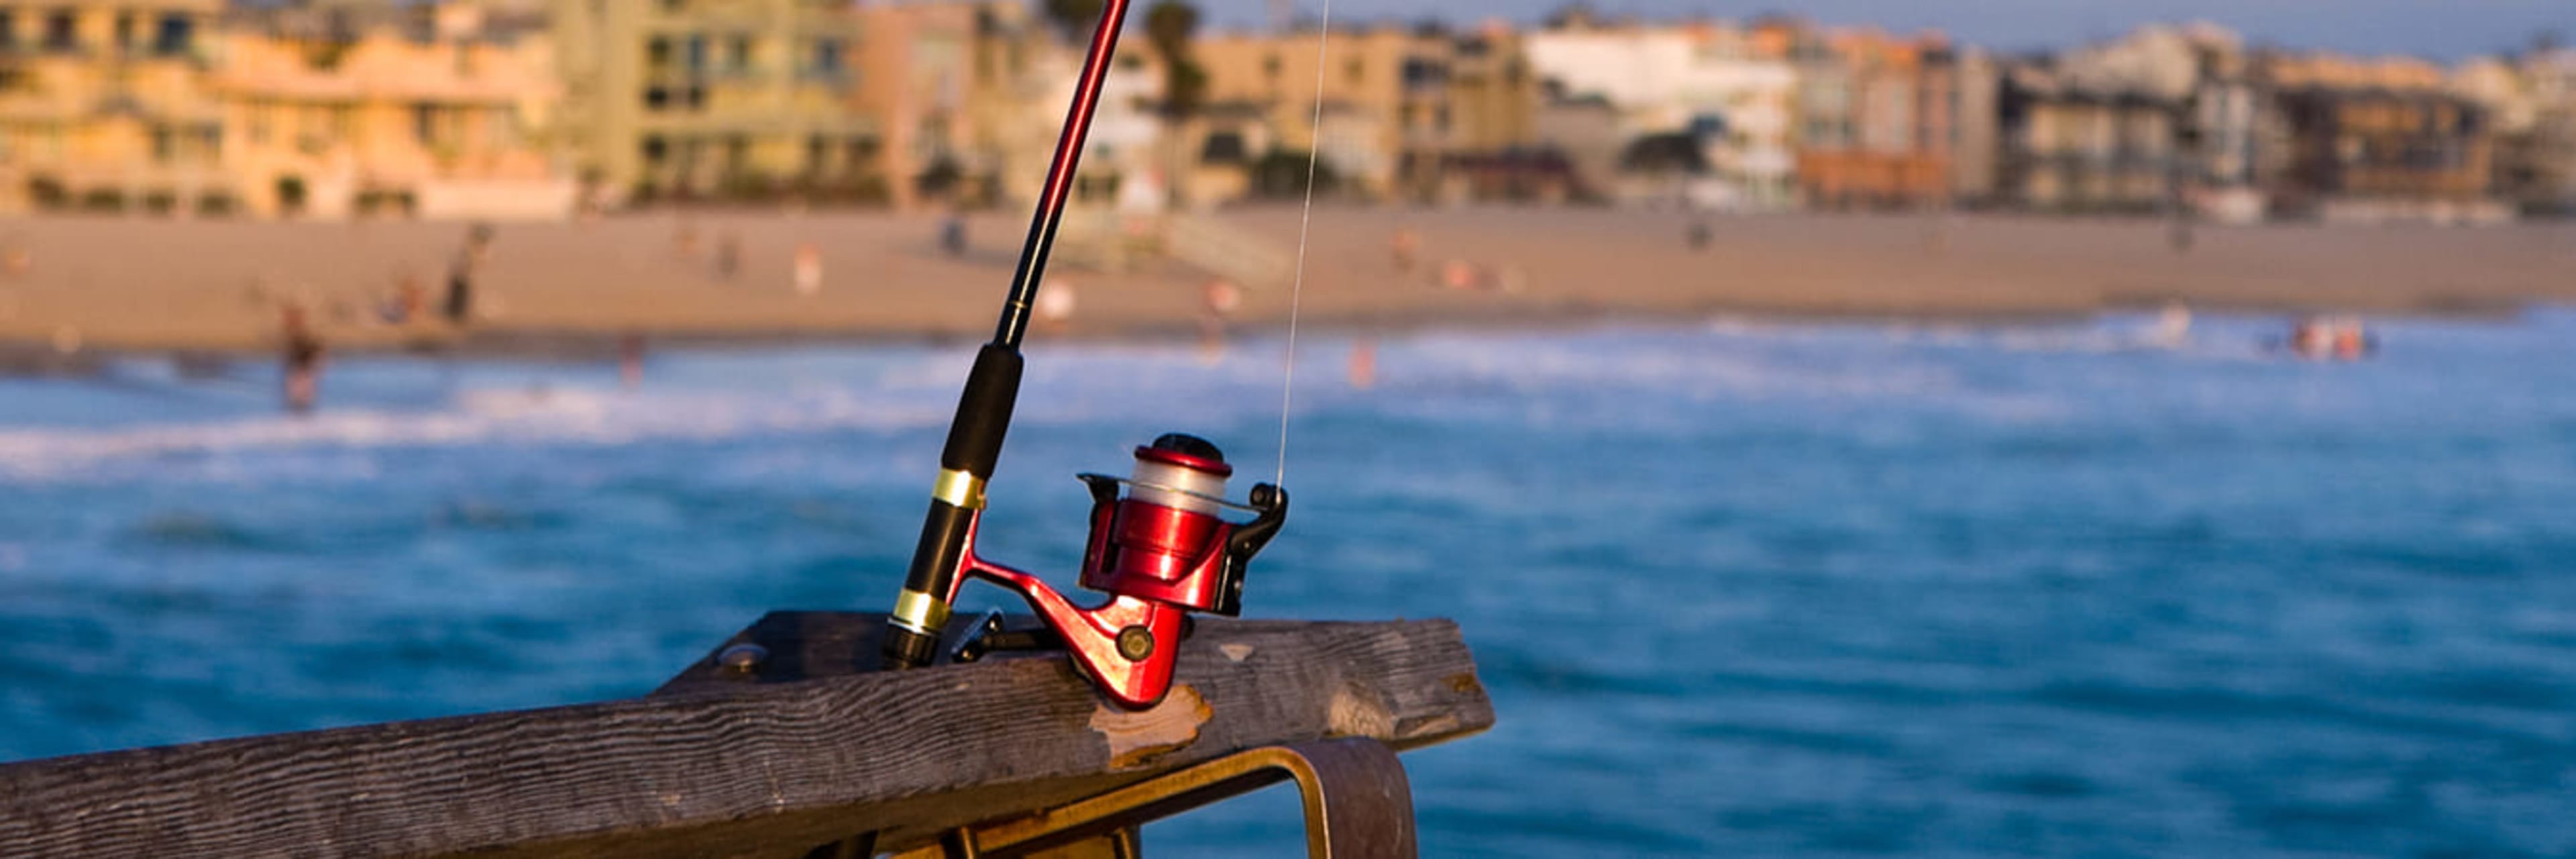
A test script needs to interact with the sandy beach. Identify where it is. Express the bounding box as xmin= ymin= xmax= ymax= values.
xmin=0 ymin=206 xmax=2569 ymax=360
